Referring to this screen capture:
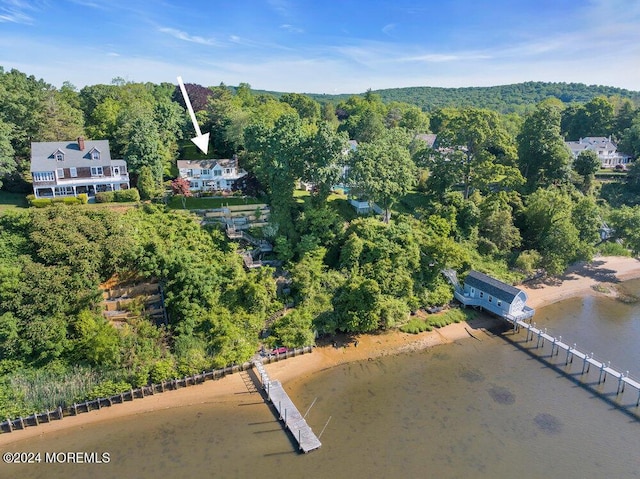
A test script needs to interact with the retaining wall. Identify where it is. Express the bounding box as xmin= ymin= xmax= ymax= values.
xmin=0 ymin=346 xmax=314 ymax=434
